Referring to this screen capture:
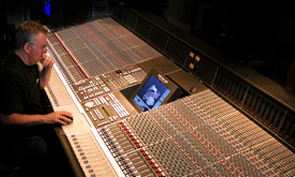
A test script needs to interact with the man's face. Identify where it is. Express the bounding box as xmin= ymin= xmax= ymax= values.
xmin=28 ymin=32 xmax=48 ymax=65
